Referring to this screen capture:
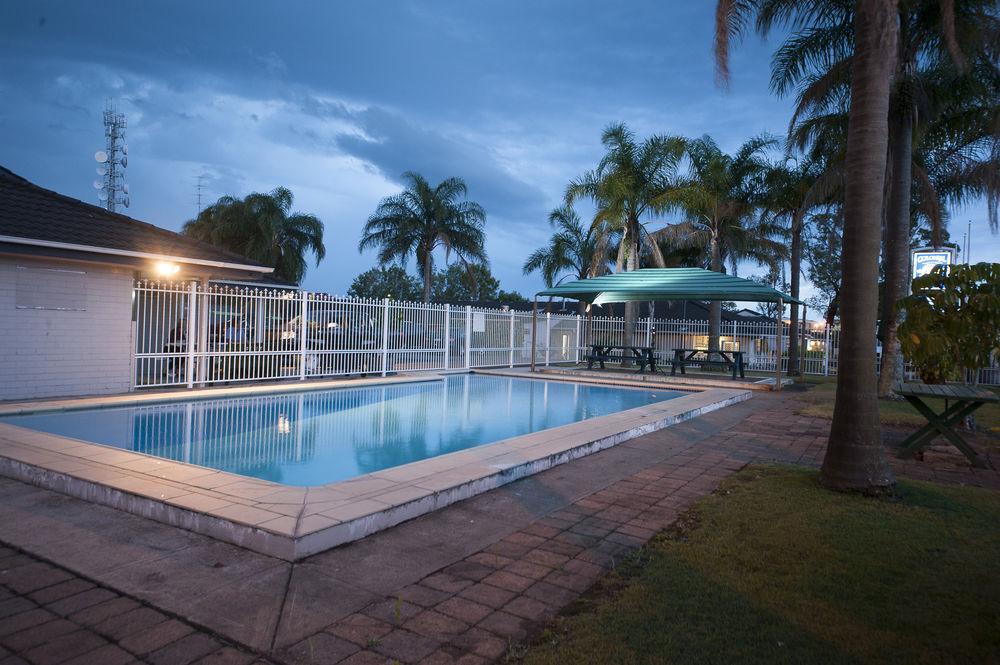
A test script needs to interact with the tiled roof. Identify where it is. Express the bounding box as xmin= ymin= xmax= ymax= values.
xmin=0 ymin=166 xmax=270 ymax=271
